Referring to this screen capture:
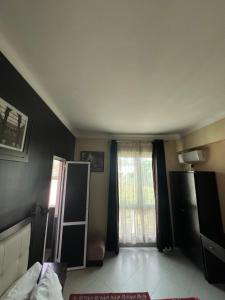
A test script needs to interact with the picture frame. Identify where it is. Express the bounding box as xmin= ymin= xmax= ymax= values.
xmin=0 ymin=97 xmax=31 ymax=162
xmin=80 ymin=151 xmax=104 ymax=172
